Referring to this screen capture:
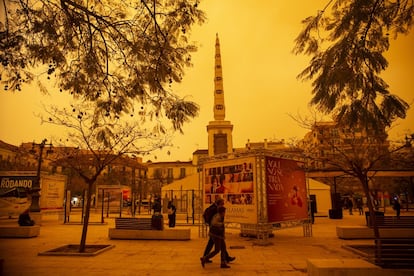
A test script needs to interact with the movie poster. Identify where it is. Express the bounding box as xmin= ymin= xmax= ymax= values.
xmin=40 ymin=175 xmax=66 ymax=211
xmin=203 ymin=157 xmax=257 ymax=224
xmin=265 ymin=157 xmax=308 ymax=222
